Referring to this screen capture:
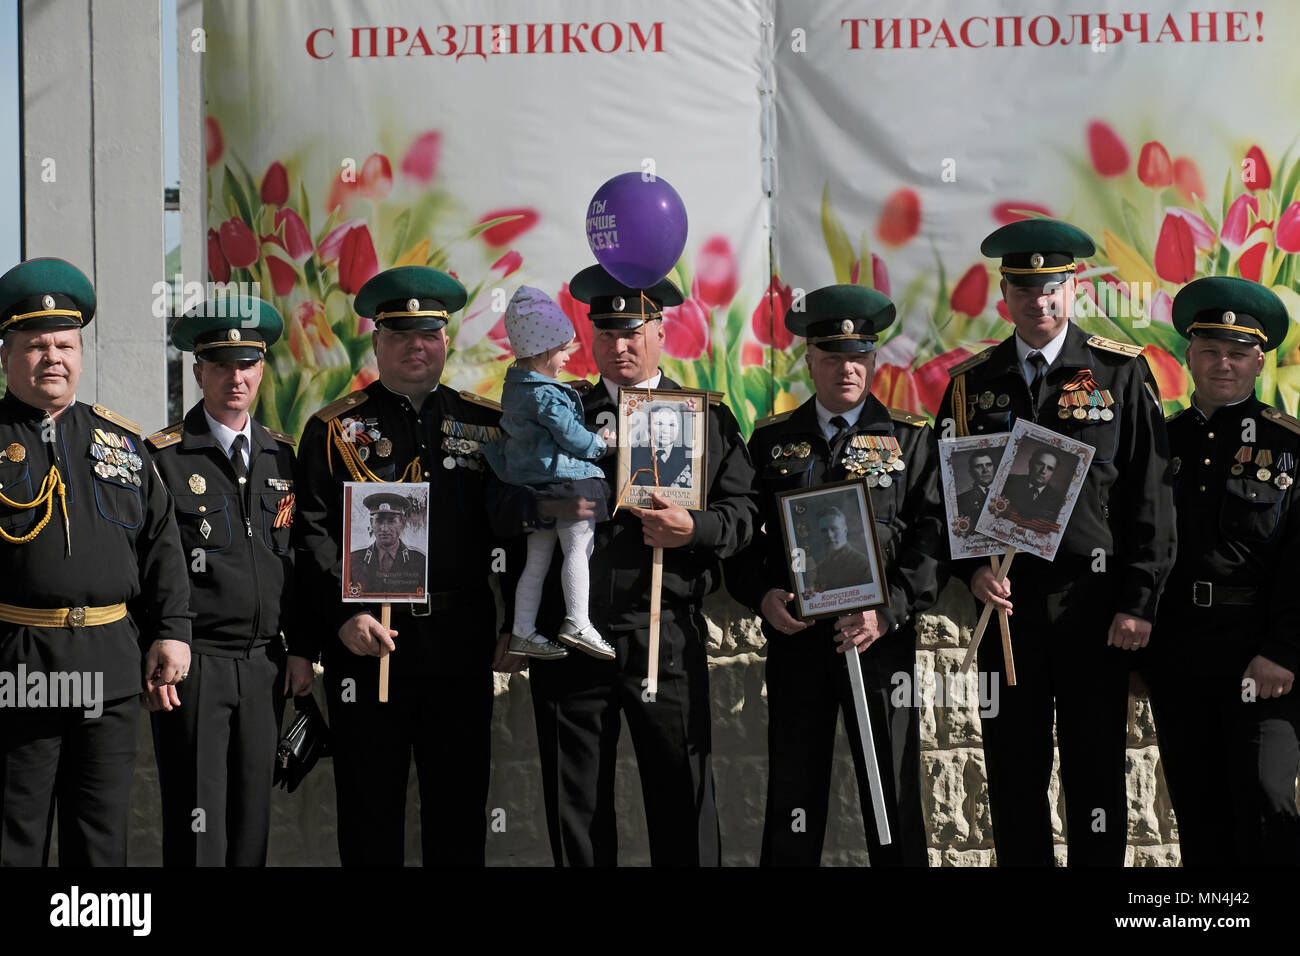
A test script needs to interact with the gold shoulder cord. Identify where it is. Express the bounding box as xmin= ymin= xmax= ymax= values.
xmin=0 ymin=466 xmax=70 ymax=553
xmin=326 ymin=419 xmax=422 ymax=484
xmin=952 ymin=375 xmax=969 ymax=437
